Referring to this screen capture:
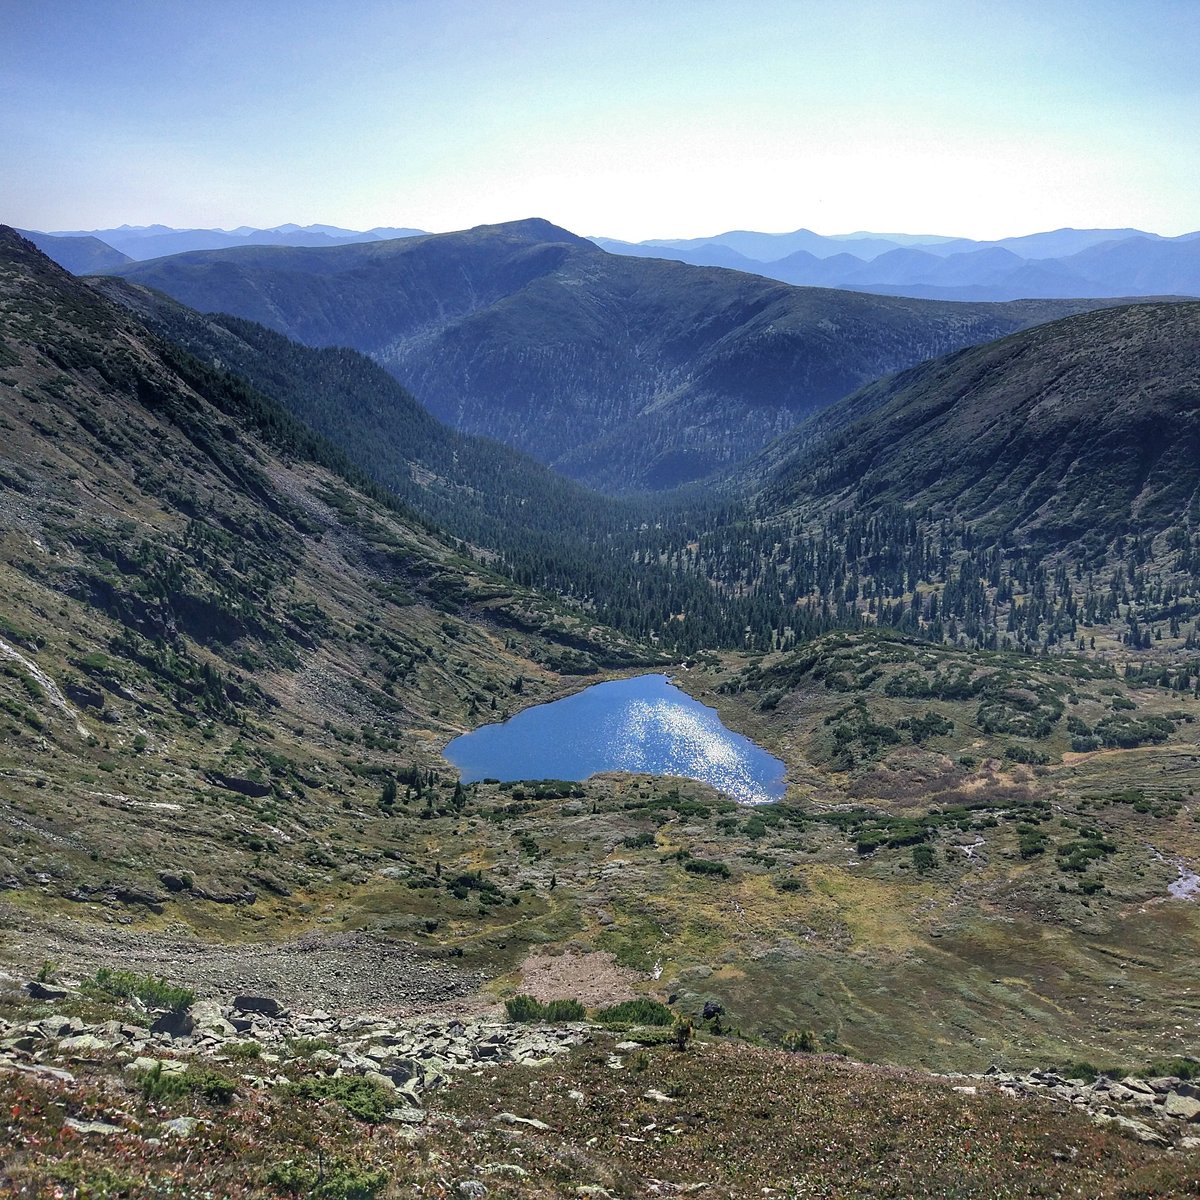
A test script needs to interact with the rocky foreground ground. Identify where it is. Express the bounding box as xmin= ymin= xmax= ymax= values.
xmin=3 ymin=966 xmax=1200 ymax=1197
